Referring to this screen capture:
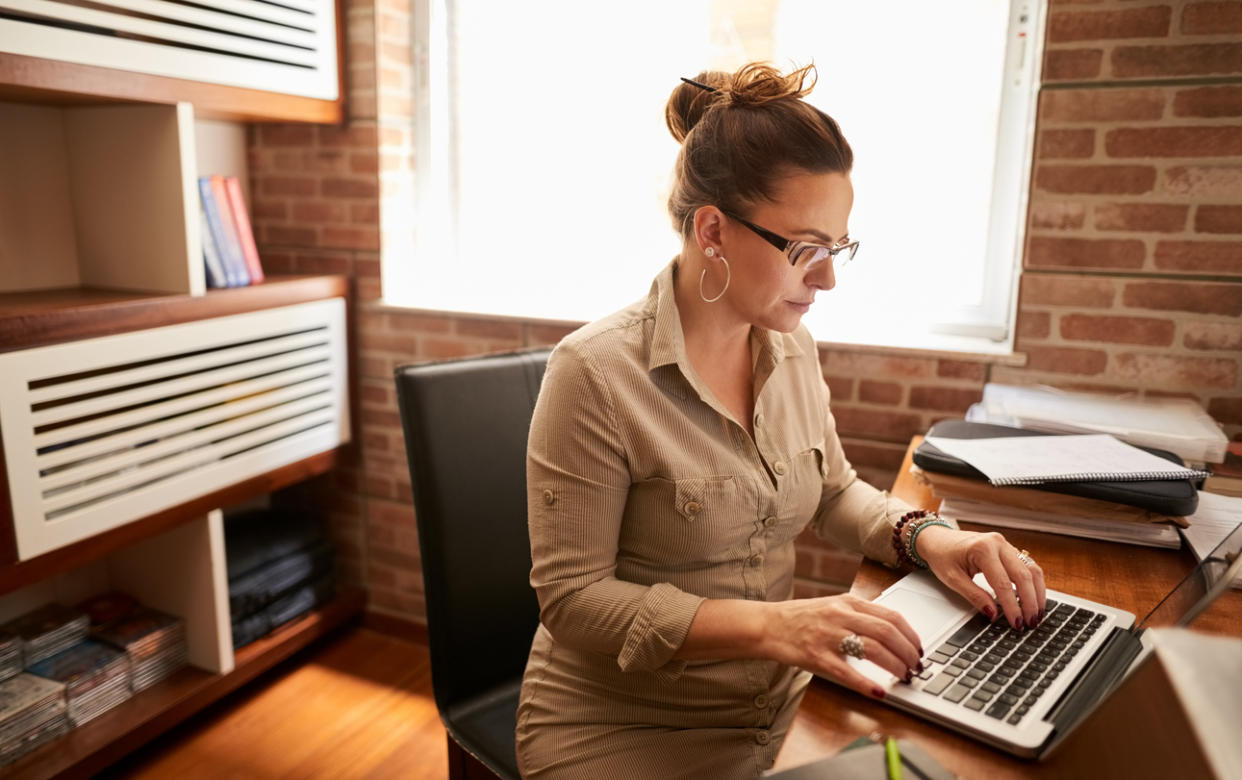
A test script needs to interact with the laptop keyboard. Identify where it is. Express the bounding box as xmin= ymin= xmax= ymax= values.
xmin=909 ymin=600 xmax=1107 ymax=725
